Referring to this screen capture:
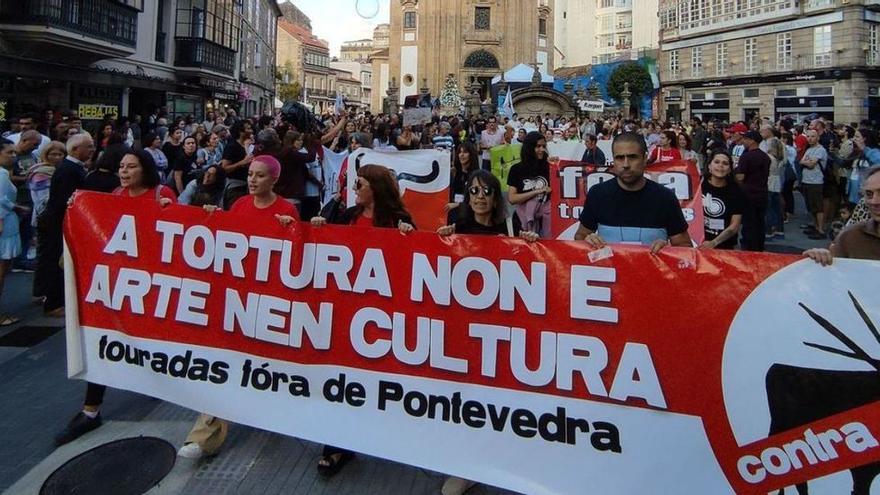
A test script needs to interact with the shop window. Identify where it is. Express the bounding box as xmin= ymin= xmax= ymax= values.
xmin=775 ymin=88 xmax=796 ymax=97
xmin=691 ymin=93 xmax=706 ymax=100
